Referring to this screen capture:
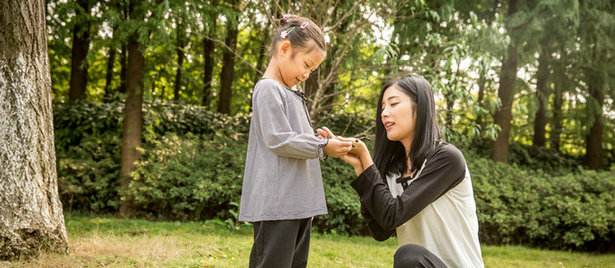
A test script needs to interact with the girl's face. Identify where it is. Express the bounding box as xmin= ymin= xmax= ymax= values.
xmin=381 ymin=85 xmax=416 ymax=146
xmin=276 ymin=40 xmax=324 ymax=87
